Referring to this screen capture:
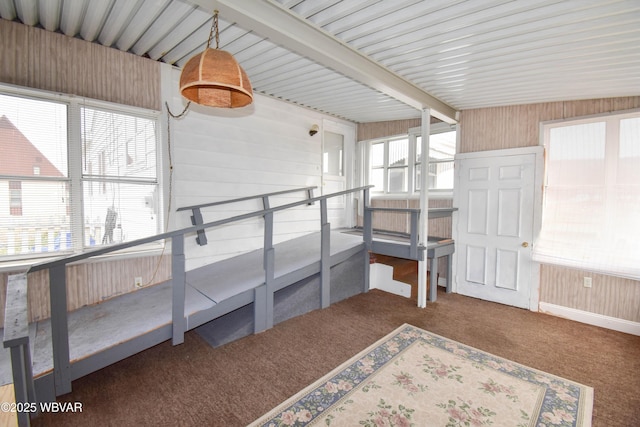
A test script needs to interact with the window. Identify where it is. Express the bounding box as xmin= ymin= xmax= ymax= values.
xmin=9 ymin=181 xmax=22 ymax=216
xmin=0 ymin=85 xmax=161 ymax=259
xmin=323 ymin=131 xmax=344 ymax=176
xmin=368 ymin=138 xmax=409 ymax=193
xmin=415 ymin=130 xmax=456 ymax=191
xmin=370 ymin=141 xmax=385 ymax=192
xmin=533 ymin=111 xmax=640 ymax=280
xmin=367 ymin=125 xmax=456 ymax=194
